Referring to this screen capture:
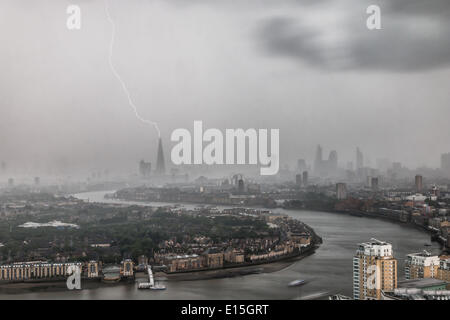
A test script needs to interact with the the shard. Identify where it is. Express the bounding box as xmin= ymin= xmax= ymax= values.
xmin=155 ymin=137 xmax=166 ymax=175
